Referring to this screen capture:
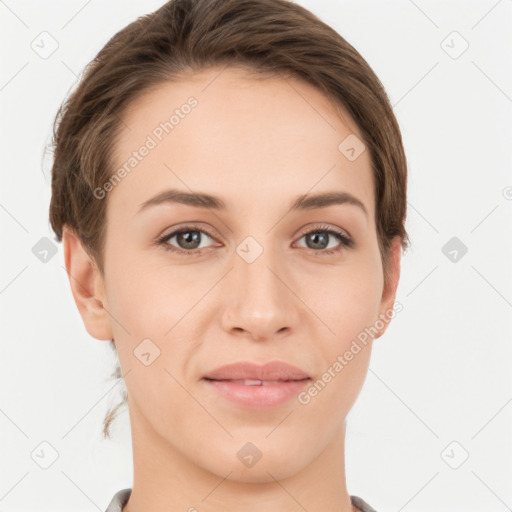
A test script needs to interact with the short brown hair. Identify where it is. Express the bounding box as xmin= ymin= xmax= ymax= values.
xmin=48 ymin=0 xmax=409 ymax=438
